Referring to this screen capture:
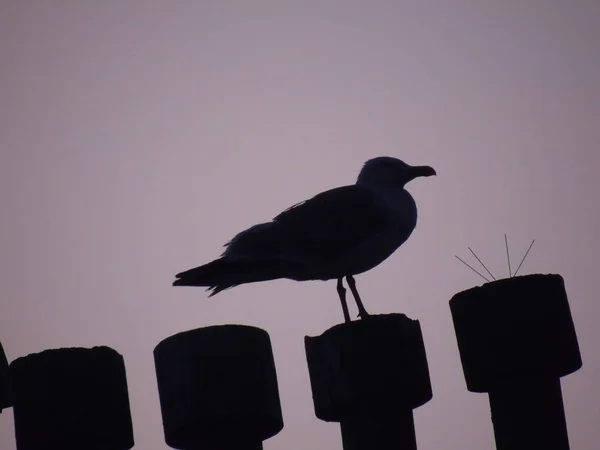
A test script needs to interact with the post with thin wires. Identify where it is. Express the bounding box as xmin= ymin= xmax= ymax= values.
xmin=305 ymin=313 xmax=433 ymax=450
xmin=9 ymin=346 xmax=135 ymax=450
xmin=450 ymin=274 xmax=582 ymax=450
xmin=153 ymin=325 xmax=284 ymax=450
